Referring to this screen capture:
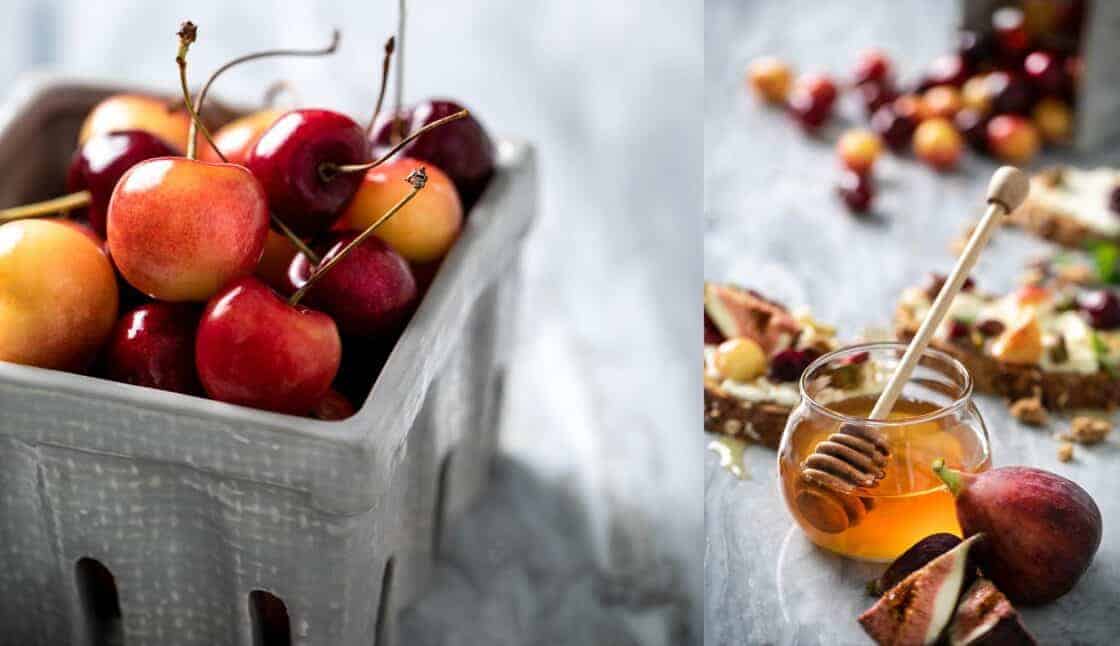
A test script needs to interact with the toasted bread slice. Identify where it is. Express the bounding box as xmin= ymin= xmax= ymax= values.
xmin=703 ymin=282 xmax=839 ymax=446
xmin=894 ymin=285 xmax=1120 ymax=411
xmin=1005 ymin=167 xmax=1120 ymax=249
